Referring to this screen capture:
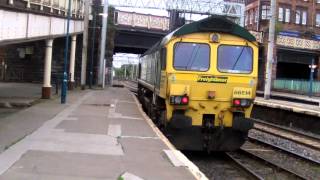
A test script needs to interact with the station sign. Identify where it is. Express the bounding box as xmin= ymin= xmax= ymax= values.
xmin=276 ymin=35 xmax=320 ymax=50
xmin=278 ymin=31 xmax=300 ymax=37
xmin=115 ymin=11 xmax=169 ymax=31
